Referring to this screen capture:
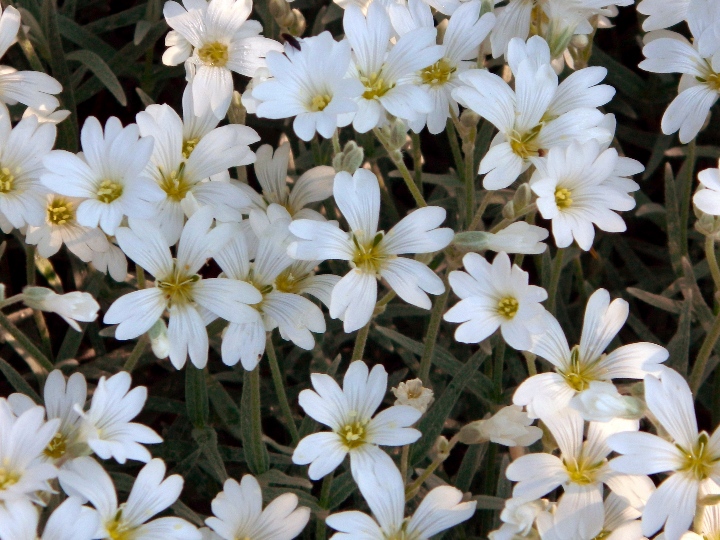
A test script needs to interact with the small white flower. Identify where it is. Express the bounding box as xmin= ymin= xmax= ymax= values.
xmin=391 ymin=378 xmax=434 ymax=413
xmin=608 ymin=368 xmax=720 ymax=540
xmin=59 ymin=457 xmax=200 ymax=540
xmin=104 ymin=207 xmax=262 ymax=369
xmin=342 ymin=2 xmax=444 ymax=132
xmin=570 ymin=380 xmax=644 ymax=423
xmin=77 ymin=371 xmax=162 ymax=464
xmin=25 ymin=193 xmax=110 ymax=262
xmin=694 ymin=161 xmax=720 ymax=215
xmin=0 ymin=398 xmax=59 ymax=503
xmin=292 ymin=360 xmax=421 ymax=480
xmin=206 ymin=475 xmax=310 ymax=540
xmin=22 ymin=287 xmax=99 ymax=331
xmin=0 ymin=6 xmax=62 ymax=111
xmin=514 ymin=288 xmax=668 ymax=418
xmin=483 ymin=222 xmax=549 ymax=255
xmin=530 ymin=139 xmax=643 ymax=251
xmin=162 ymin=0 xmax=282 ymax=118
xmin=288 ymin=168 xmax=453 ymax=333
xmin=639 ymin=0 xmax=720 ymax=143
xmin=326 ymin=455 xmax=476 ymax=538
xmin=444 ymin=251 xmax=548 ymax=350
xmin=493 ymin=498 xmax=550 ymax=539
xmin=41 ymin=116 xmax=160 ymax=236
xmin=461 ymin=405 xmax=543 ymax=447
xmin=252 ymin=32 xmax=363 ymax=141
xmin=0 ymin=496 xmax=99 ymax=540
xmin=453 ymin=36 xmax=613 ymax=189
